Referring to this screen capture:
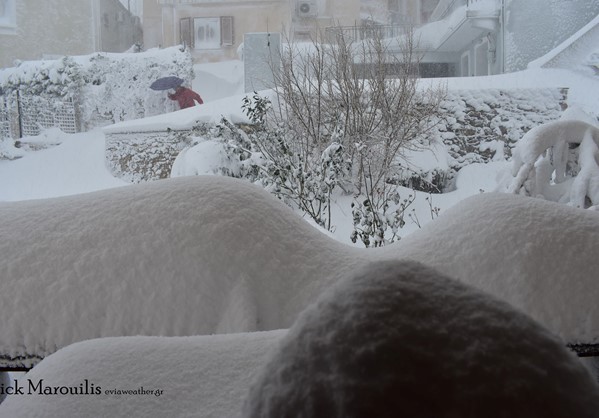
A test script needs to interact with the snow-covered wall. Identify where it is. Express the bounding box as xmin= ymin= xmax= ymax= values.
xmin=504 ymin=0 xmax=599 ymax=72
xmin=530 ymin=14 xmax=599 ymax=75
xmin=0 ymin=0 xmax=95 ymax=68
xmin=401 ymin=87 xmax=567 ymax=191
xmin=106 ymin=129 xmax=201 ymax=183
